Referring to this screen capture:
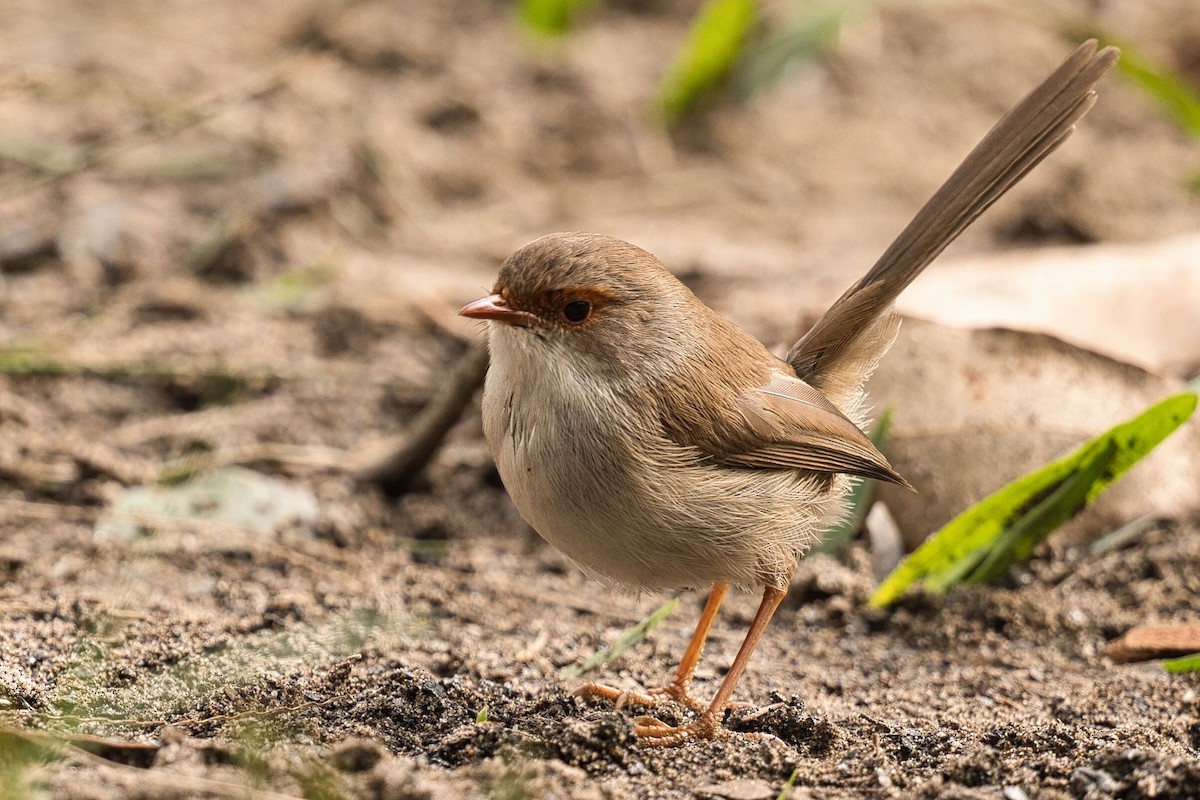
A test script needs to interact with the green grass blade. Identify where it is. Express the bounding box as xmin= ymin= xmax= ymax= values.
xmin=815 ymin=407 xmax=893 ymax=555
xmin=735 ymin=0 xmax=866 ymax=99
xmin=0 ymin=729 xmax=66 ymax=800
xmin=869 ymin=392 xmax=1197 ymax=608
xmin=776 ymin=769 xmax=800 ymax=800
xmin=1088 ymin=514 xmax=1156 ymax=555
xmin=1115 ymin=46 xmax=1200 ymax=140
xmin=656 ymin=0 xmax=757 ymax=124
xmin=559 ymin=597 xmax=678 ymax=677
xmin=1163 ymin=653 xmax=1200 ymax=674
xmin=518 ymin=0 xmax=597 ymax=37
